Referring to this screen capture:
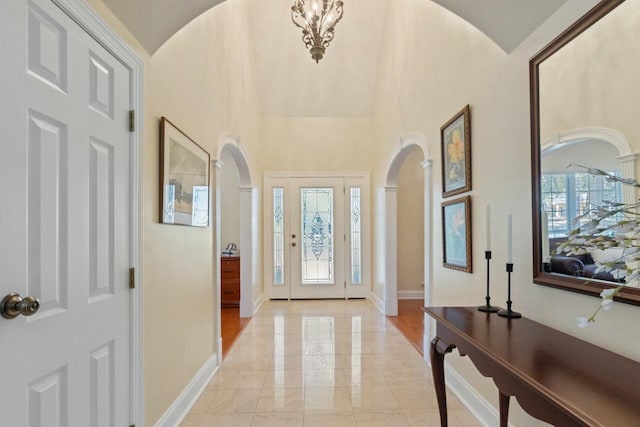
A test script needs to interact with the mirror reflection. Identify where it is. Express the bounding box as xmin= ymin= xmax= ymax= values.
xmin=536 ymin=0 xmax=640 ymax=290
